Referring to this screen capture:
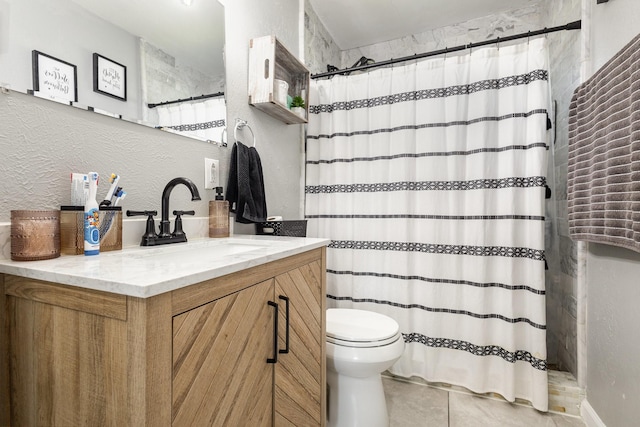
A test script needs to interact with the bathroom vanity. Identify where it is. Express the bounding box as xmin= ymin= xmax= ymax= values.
xmin=0 ymin=236 xmax=328 ymax=426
